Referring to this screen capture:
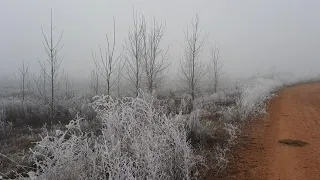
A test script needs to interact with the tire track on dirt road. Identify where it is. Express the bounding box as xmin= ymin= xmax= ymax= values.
xmin=218 ymin=83 xmax=320 ymax=180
